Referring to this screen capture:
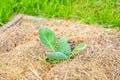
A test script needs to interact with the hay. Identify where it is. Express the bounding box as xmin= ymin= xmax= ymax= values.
xmin=0 ymin=18 xmax=120 ymax=80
